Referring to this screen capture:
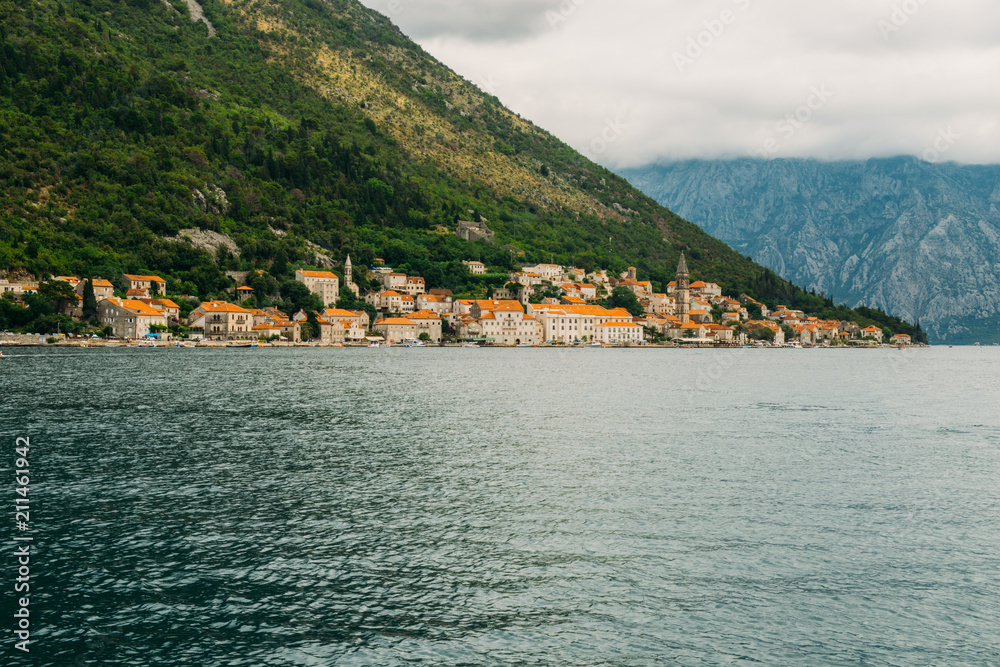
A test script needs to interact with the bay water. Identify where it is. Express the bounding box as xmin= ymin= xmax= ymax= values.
xmin=2 ymin=346 xmax=999 ymax=665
